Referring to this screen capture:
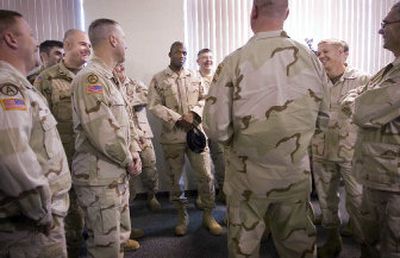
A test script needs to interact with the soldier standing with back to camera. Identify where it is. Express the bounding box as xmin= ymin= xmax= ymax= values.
xmin=203 ymin=0 xmax=330 ymax=257
xmin=0 ymin=9 xmax=71 ymax=258
xmin=34 ymin=29 xmax=92 ymax=258
xmin=71 ymin=18 xmax=142 ymax=257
